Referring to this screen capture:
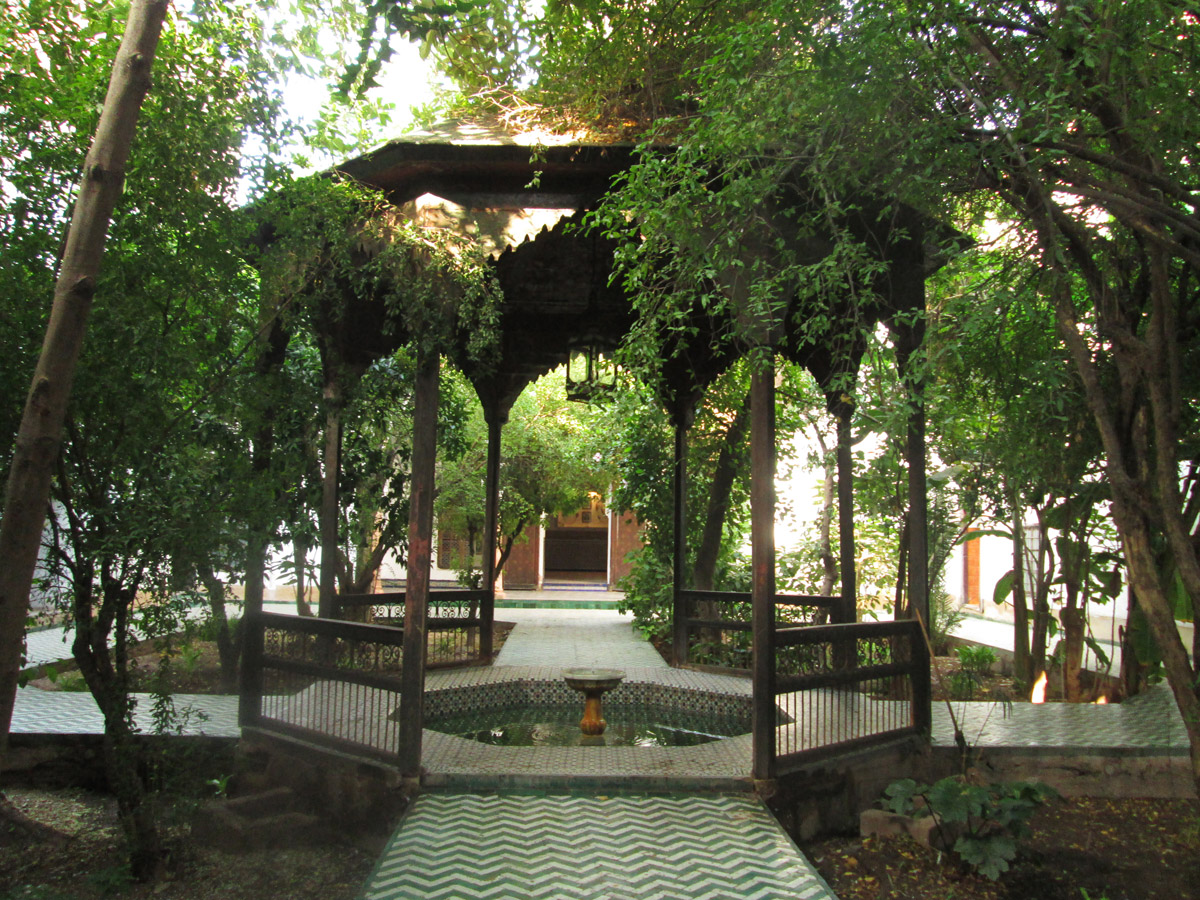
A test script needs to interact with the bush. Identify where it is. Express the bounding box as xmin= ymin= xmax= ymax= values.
xmin=616 ymin=546 xmax=673 ymax=643
xmin=928 ymin=590 xmax=965 ymax=655
xmin=881 ymin=776 xmax=1060 ymax=880
xmin=948 ymin=670 xmax=979 ymax=701
xmin=957 ymin=644 xmax=997 ymax=676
